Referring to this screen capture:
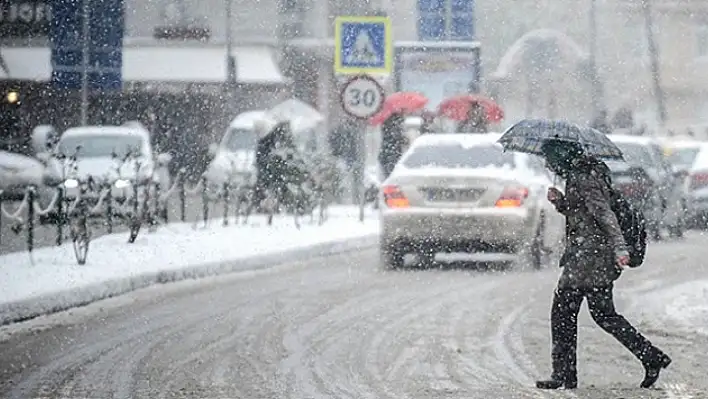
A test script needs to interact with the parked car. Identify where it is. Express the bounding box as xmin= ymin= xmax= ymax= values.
xmin=204 ymin=111 xmax=326 ymax=190
xmin=37 ymin=125 xmax=172 ymax=221
xmin=608 ymin=135 xmax=687 ymax=238
xmin=662 ymin=139 xmax=704 ymax=176
xmin=378 ymin=133 xmax=564 ymax=270
xmin=0 ymin=150 xmax=45 ymax=201
xmin=203 ymin=110 xmax=266 ymax=189
xmin=681 ymin=143 xmax=708 ymax=227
